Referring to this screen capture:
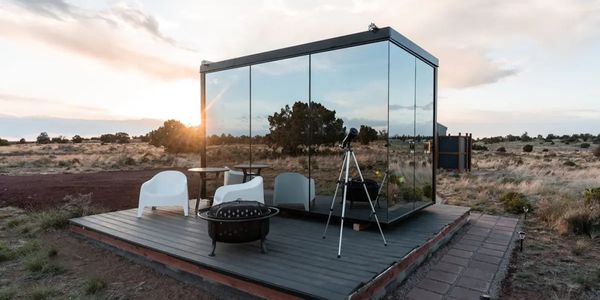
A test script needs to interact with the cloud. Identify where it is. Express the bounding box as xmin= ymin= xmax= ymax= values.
xmin=1 ymin=0 xmax=196 ymax=80
xmin=191 ymin=0 xmax=600 ymax=89
xmin=0 ymin=92 xmax=108 ymax=113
